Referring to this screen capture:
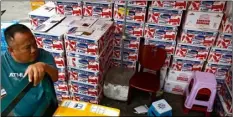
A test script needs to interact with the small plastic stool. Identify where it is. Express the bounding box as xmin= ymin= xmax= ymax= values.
xmin=147 ymin=99 xmax=172 ymax=117
xmin=184 ymin=71 xmax=217 ymax=116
